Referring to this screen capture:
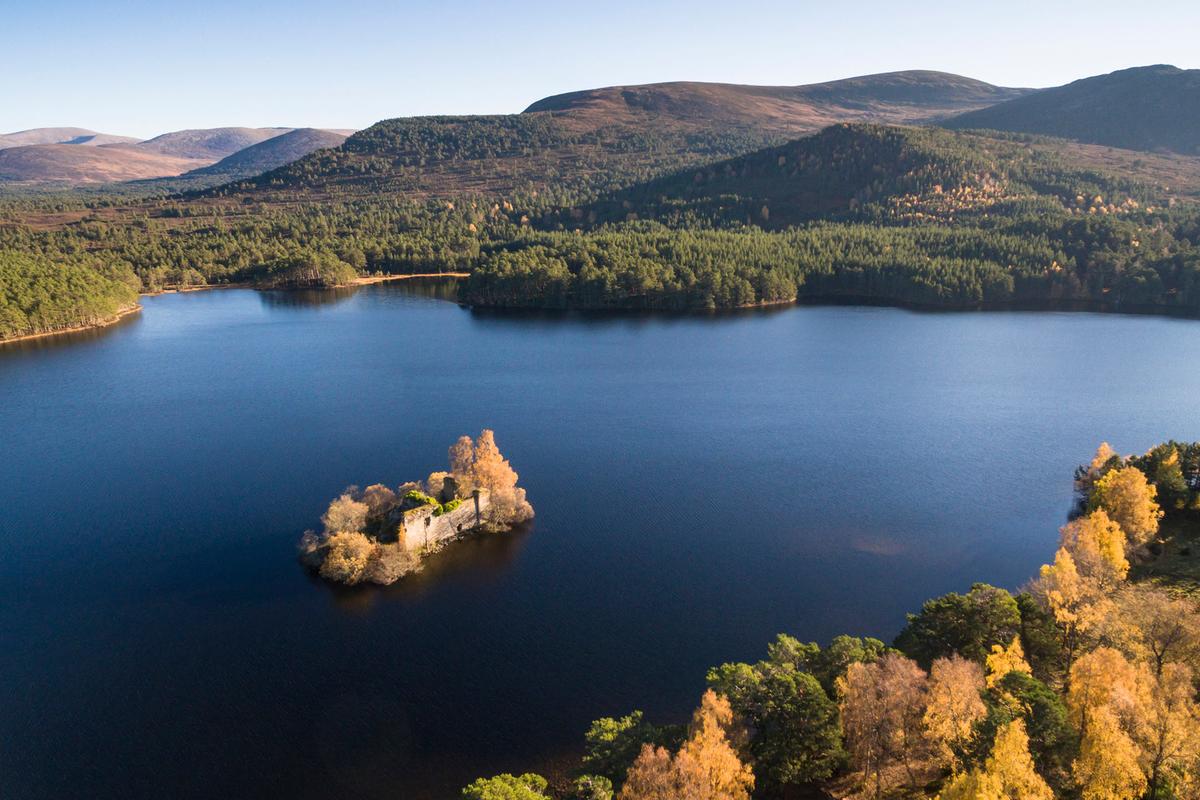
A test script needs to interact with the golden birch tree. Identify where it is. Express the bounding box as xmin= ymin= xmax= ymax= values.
xmin=924 ymin=654 xmax=987 ymax=769
xmin=1088 ymin=467 xmax=1163 ymax=554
